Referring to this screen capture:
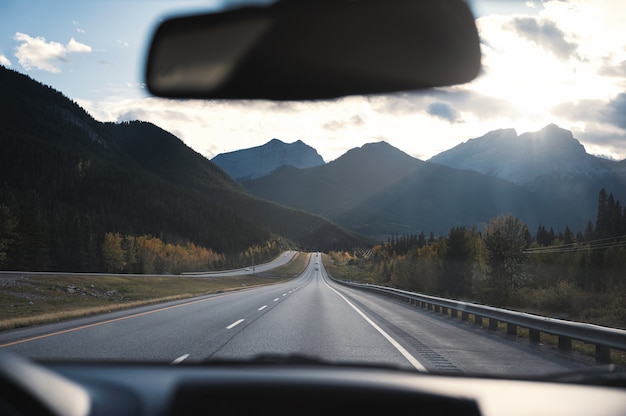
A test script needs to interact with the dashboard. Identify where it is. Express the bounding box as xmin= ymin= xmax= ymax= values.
xmin=1 ymin=351 xmax=626 ymax=416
